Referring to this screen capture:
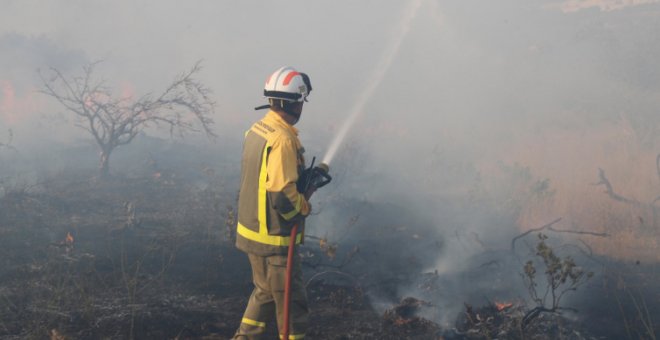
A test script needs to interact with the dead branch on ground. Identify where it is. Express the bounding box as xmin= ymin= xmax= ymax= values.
xmin=511 ymin=218 xmax=609 ymax=252
xmin=305 ymin=270 xmax=360 ymax=290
